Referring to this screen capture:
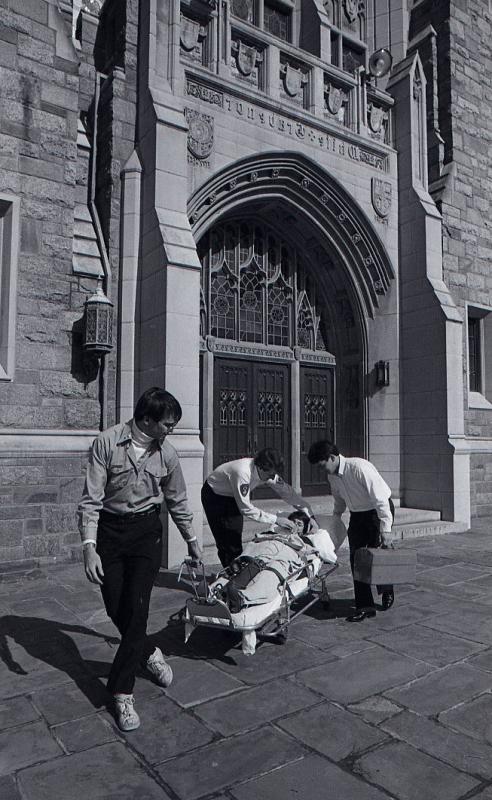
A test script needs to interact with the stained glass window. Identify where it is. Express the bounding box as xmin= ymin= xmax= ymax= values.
xmin=264 ymin=3 xmax=291 ymax=41
xmin=200 ymin=221 xmax=330 ymax=351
